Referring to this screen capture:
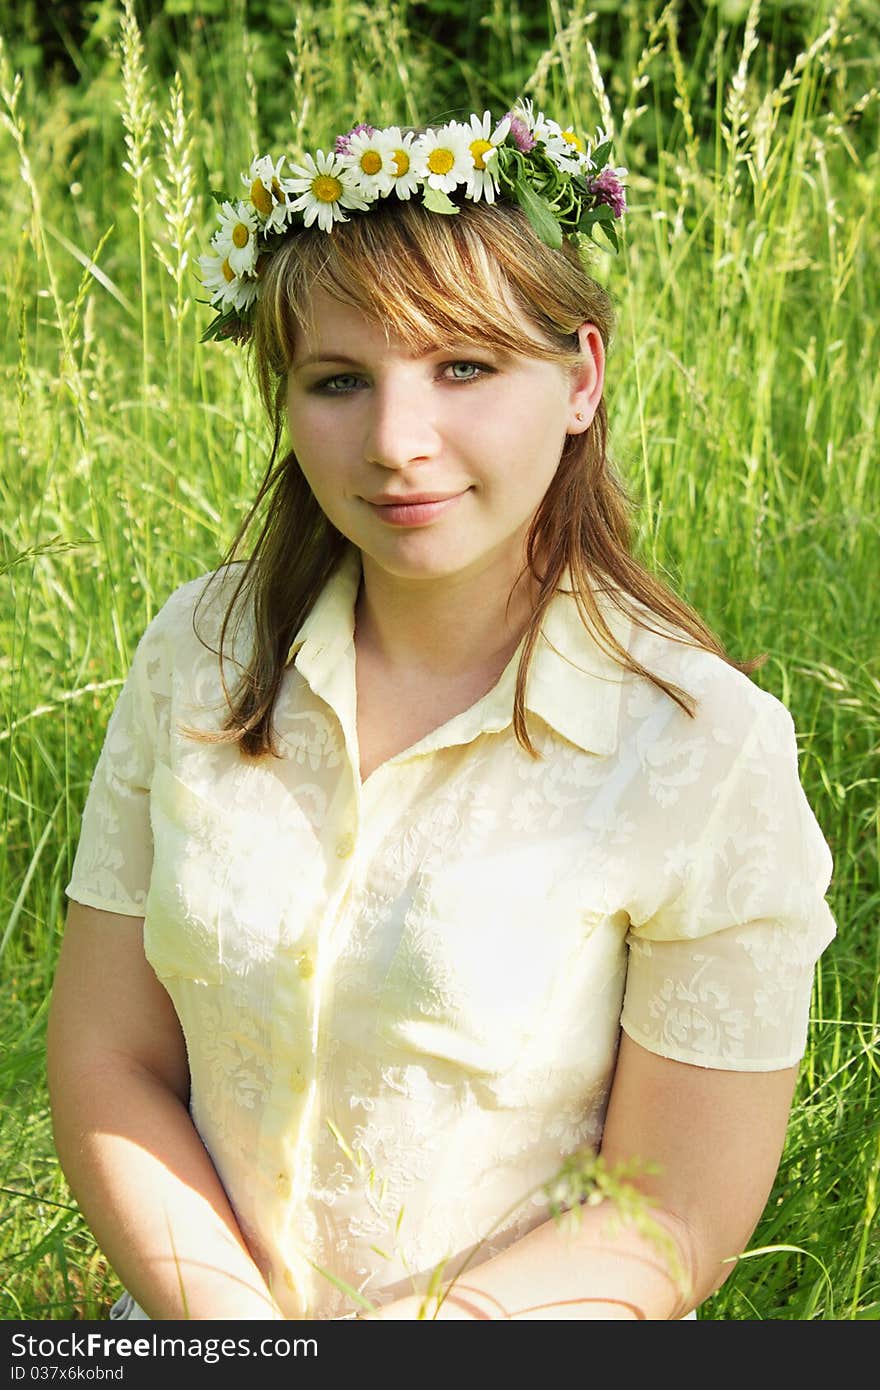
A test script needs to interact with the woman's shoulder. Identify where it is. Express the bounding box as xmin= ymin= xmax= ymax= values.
xmin=615 ymin=591 xmax=792 ymax=747
xmin=137 ymin=563 xmax=250 ymax=657
xmin=120 ymin=566 xmax=254 ymax=717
